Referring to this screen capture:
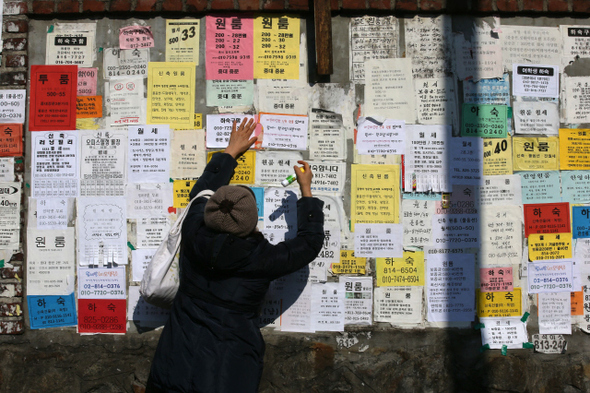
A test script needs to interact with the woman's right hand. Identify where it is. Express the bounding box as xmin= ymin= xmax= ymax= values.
xmin=294 ymin=160 xmax=313 ymax=197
